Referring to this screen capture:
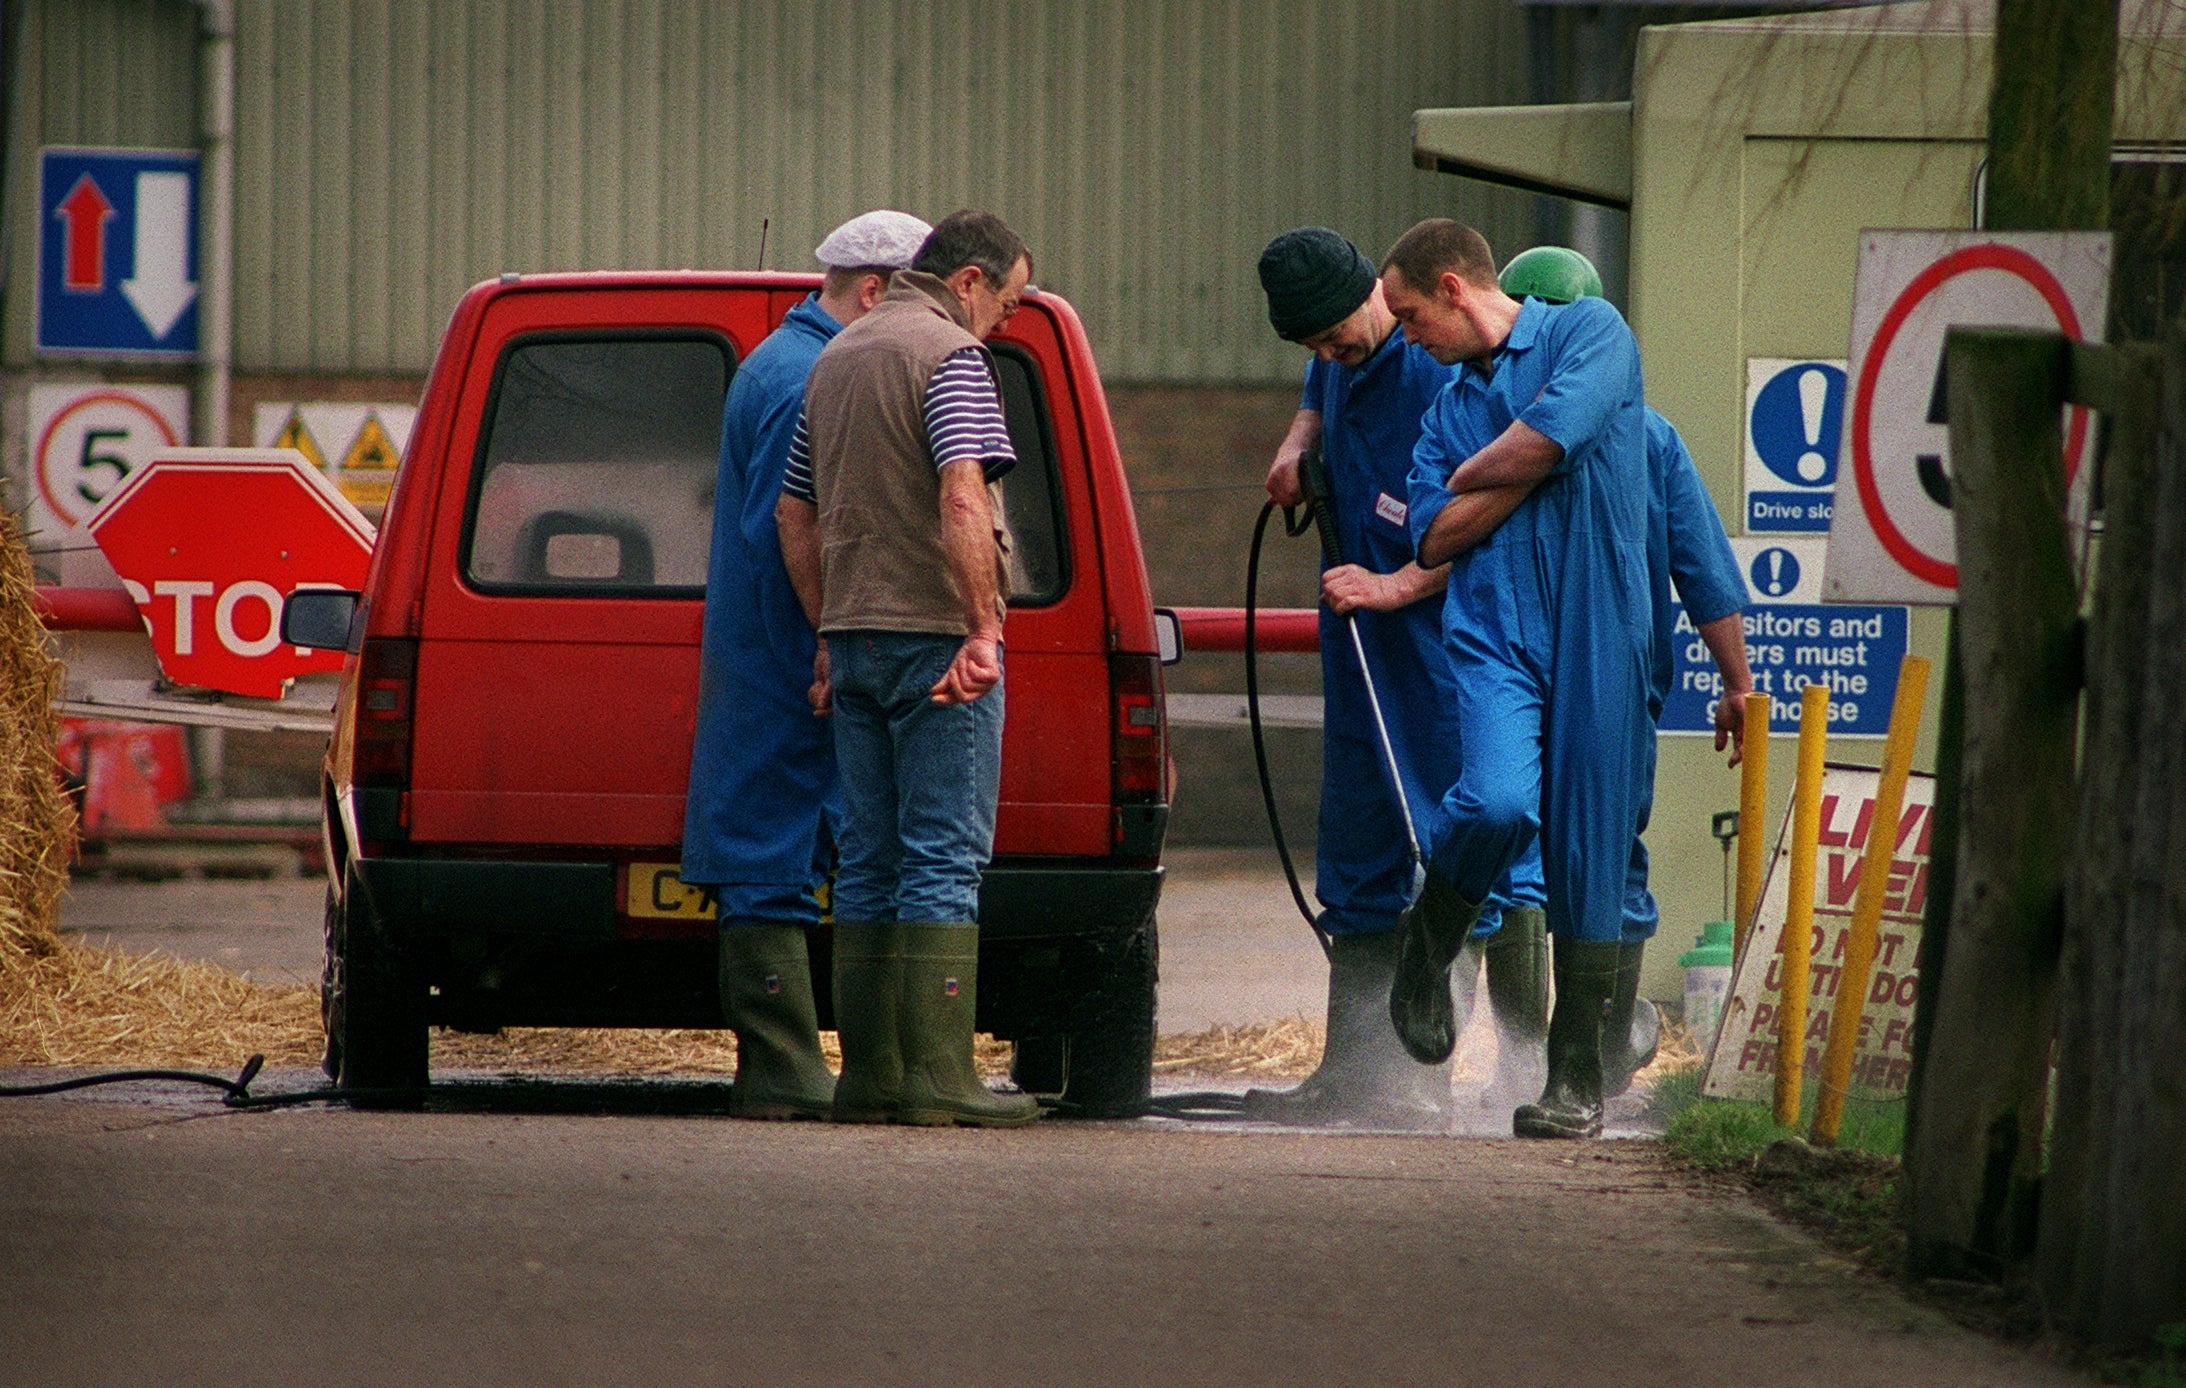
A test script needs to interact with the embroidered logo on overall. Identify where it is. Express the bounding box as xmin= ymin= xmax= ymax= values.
xmin=943 ymin=977 xmax=960 ymax=997
xmin=764 ymin=974 xmax=782 ymax=995
xmin=1374 ymin=491 xmax=1407 ymax=526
